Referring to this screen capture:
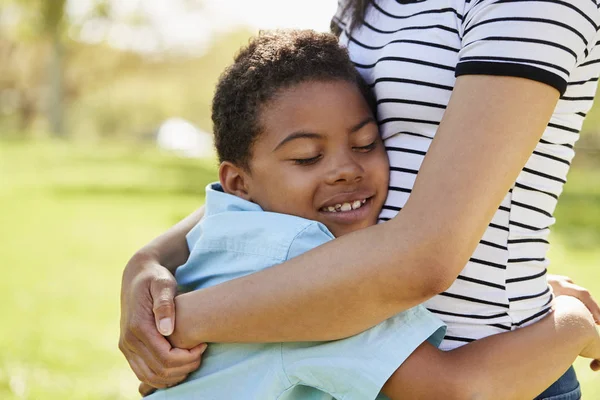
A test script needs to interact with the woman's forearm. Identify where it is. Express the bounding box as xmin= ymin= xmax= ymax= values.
xmin=164 ymin=75 xmax=560 ymax=344
xmin=169 ymin=208 xmax=459 ymax=345
xmin=383 ymin=296 xmax=596 ymax=400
